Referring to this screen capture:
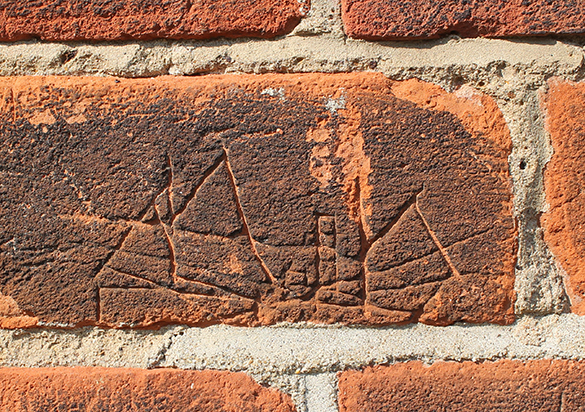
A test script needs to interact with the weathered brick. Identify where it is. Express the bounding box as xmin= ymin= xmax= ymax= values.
xmin=338 ymin=360 xmax=585 ymax=411
xmin=543 ymin=79 xmax=585 ymax=315
xmin=0 ymin=367 xmax=296 ymax=411
xmin=0 ymin=74 xmax=515 ymax=328
xmin=0 ymin=0 xmax=306 ymax=41
xmin=342 ymin=0 xmax=585 ymax=40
